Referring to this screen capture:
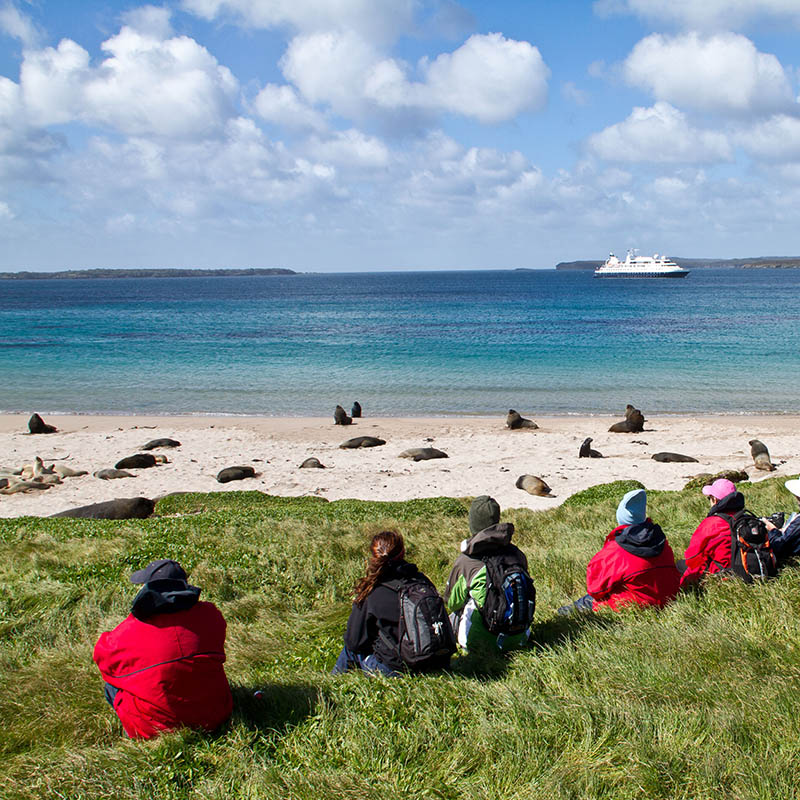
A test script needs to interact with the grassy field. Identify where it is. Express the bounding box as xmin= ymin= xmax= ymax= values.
xmin=2 ymin=478 xmax=800 ymax=800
